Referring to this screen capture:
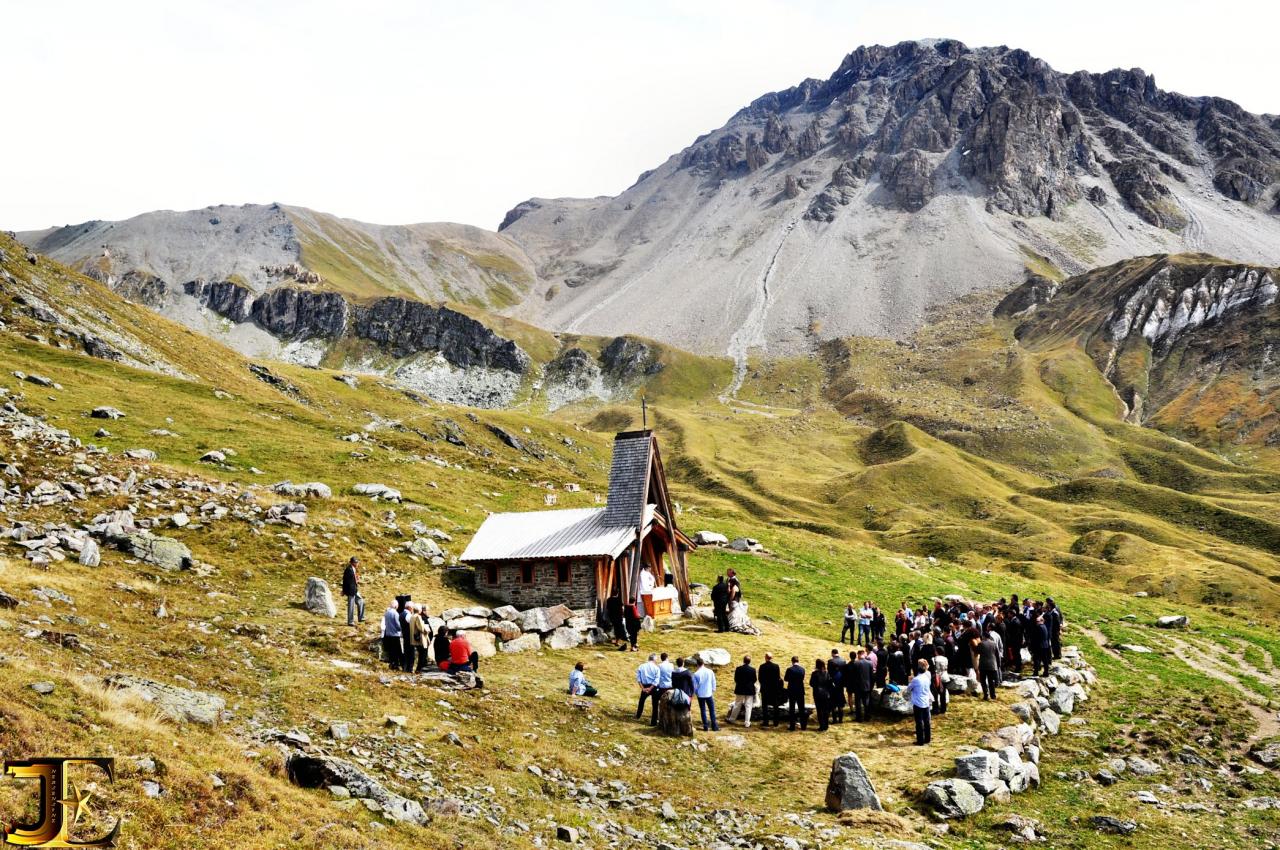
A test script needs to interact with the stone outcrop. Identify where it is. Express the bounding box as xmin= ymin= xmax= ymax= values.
xmin=104 ymin=674 xmax=226 ymax=725
xmin=824 ymin=752 xmax=882 ymax=811
xmin=1009 ymin=255 xmax=1280 ymax=443
xmin=304 ymin=577 xmax=337 ymax=617
xmin=285 ymin=754 xmax=429 ymax=825
xmin=185 ymin=280 xmax=529 ymax=374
